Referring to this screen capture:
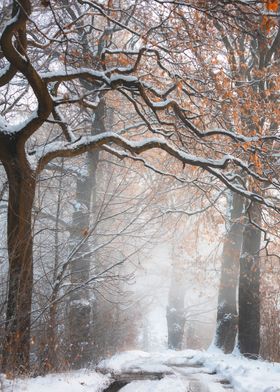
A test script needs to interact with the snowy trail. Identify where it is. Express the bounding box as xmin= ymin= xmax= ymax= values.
xmin=104 ymin=371 xmax=229 ymax=392
xmin=99 ymin=349 xmax=280 ymax=392
xmin=100 ymin=352 xmax=234 ymax=391
xmin=2 ymin=349 xmax=280 ymax=391
xmin=103 ymin=371 xmax=233 ymax=392
xmin=171 ymin=366 xmax=233 ymax=392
